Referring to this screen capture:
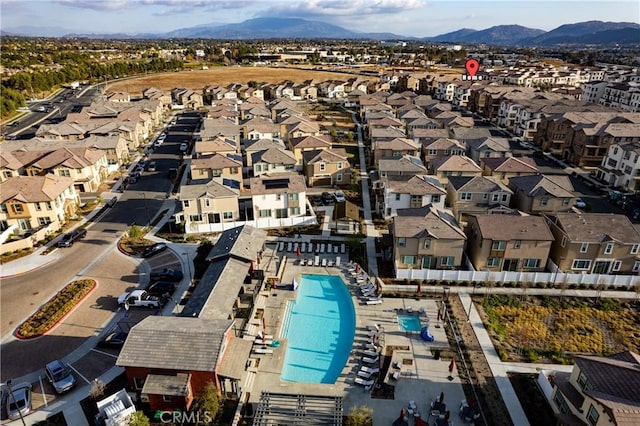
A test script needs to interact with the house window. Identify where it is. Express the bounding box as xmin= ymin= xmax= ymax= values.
xmin=440 ymin=256 xmax=455 ymax=266
xmin=189 ymin=214 xmax=202 ymax=222
xmin=290 ymin=207 xmax=300 ymax=215
xmin=163 ymin=395 xmax=172 ymax=403
xmin=223 ymin=211 xmax=233 ymax=220
xmin=46 ymin=202 xmax=52 ymax=210
xmin=633 ymin=261 xmax=640 ymax=272
xmin=275 ymin=208 xmax=288 ymax=218
xmin=288 ymin=193 xmax=299 ymax=201
xmin=422 ymin=257 xmax=432 ymax=268
xmin=514 ymin=240 xmax=521 ymax=249
xmin=259 ymin=209 xmax=271 ymax=218
xmin=424 ymin=239 xmax=431 ymax=249
xmin=562 ymin=198 xmax=570 ymax=205
xmin=482 ymin=193 xmax=488 ymax=200
xmin=395 ymin=194 xmax=401 ymax=201
xmin=553 ymin=392 xmax=570 ymax=414
xmin=402 ymin=255 xmax=416 ymax=265
xmin=255 ymin=164 xmax=262 ymax=172
xmin=586 ymin=404 xmax=599 ymax=426
xmin=336 ymin=173 xmax=343 ymax=182
xmin=319 ymin=163 xmax=326 ymax=171
xmin=578 ymin=371 xmax=592 ymax=391
xmin=523 ymin=259 xmax=540 ymax=268
xmin=632 ymin=244 xmax=640 ymax=254
xmin=276 ymin=193 xmax=282 ymax=201
xmin=580 ymin=242 xmax=589 ymax=253
xmin=183 ymin=200 xmax=190 ymax=208
xmin=491 ymin=241 xmax=506 ymax=250
xmin=34 ymin=202 xmax=42 ymax=211
xmin=38 ymin=217 xmax=52 ymax=226
xmin=501 ymin=194 xmax=508 ymax=202
xmin=204 ymin=199 xmax=210 ymax=207
xmin=397 ymin=237 xmax=406 ymax=247
xmin=604 ymin=243 xmax=614 ymax=255
xmin=561 ymin=236 xmax=567 ymax=247
xmin=487 ymin=258 xmax=500 ymax=267
xmin=492 ymin=194 xmax=499 ymax=202
xmin=0 ymin=204 xmax=6 ymax=213
xmin=3 ymin=171 xmax=13 ymax=178
xmin=337 ymin=162 xmax=343 ymax=169
xmin=540 ymin=197 xmax=549 ymax=206
xmin=231 ymin=167 xmax=238 ymax=174
xmin=460 ymin=193 xmax=472 ymax=201
xmin=60 ymin=169 xmax=71 ymax=177
xmin=133 ymin=377 xmax=145 ymax=390
xmin=572 ymin=259 xmax=592 ymax=270
xmin=12 ymin=204 xmax=23 ymax=213
xmin=432 ymin=195 xmax=441 ymax=203
xmin=428 ymin=149 xmax=437 ymax=155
